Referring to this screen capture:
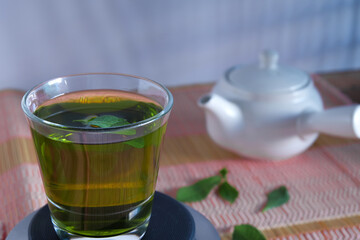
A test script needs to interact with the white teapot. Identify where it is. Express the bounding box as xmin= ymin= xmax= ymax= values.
xmin=198 ymin=50 xmax=360 ymax=161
